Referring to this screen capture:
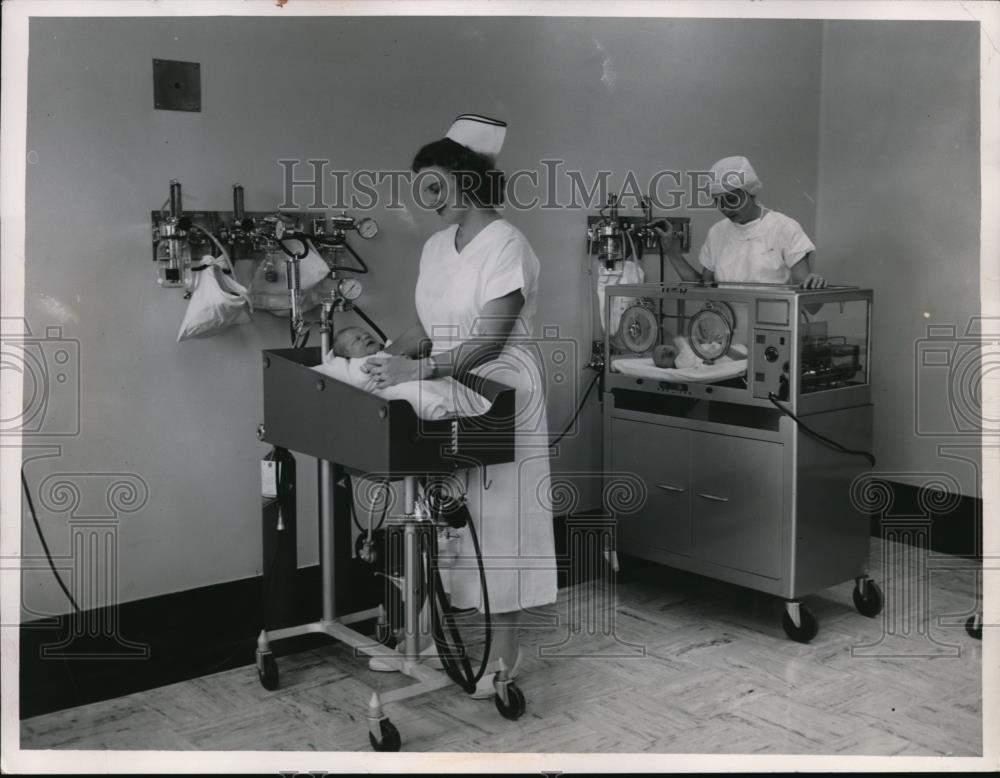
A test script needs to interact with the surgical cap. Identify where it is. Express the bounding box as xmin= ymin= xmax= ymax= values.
xmin=709 ymin=156 xmax=763 ymax=196
xmin=445 ymin=114 xmax=507 ymax=157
